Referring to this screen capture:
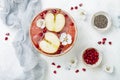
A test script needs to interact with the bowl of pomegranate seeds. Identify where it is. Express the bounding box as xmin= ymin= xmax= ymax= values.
xmin=81 ymin=48 xmax=102 ymax=68
xmin=30 ymin=8 xmax=77 ymax=57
